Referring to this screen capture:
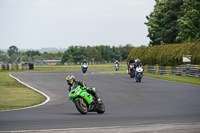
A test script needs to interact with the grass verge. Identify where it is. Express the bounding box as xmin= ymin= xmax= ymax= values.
xmin=98 ymin=70 xmax=200 ymax=86
xmin=0 ymin=72 xmax=46 ymax=111
xmin=34 ymin=64 xmax=128 ymax=71
xmin=144 ymin=73 xmax=200 ymax=86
